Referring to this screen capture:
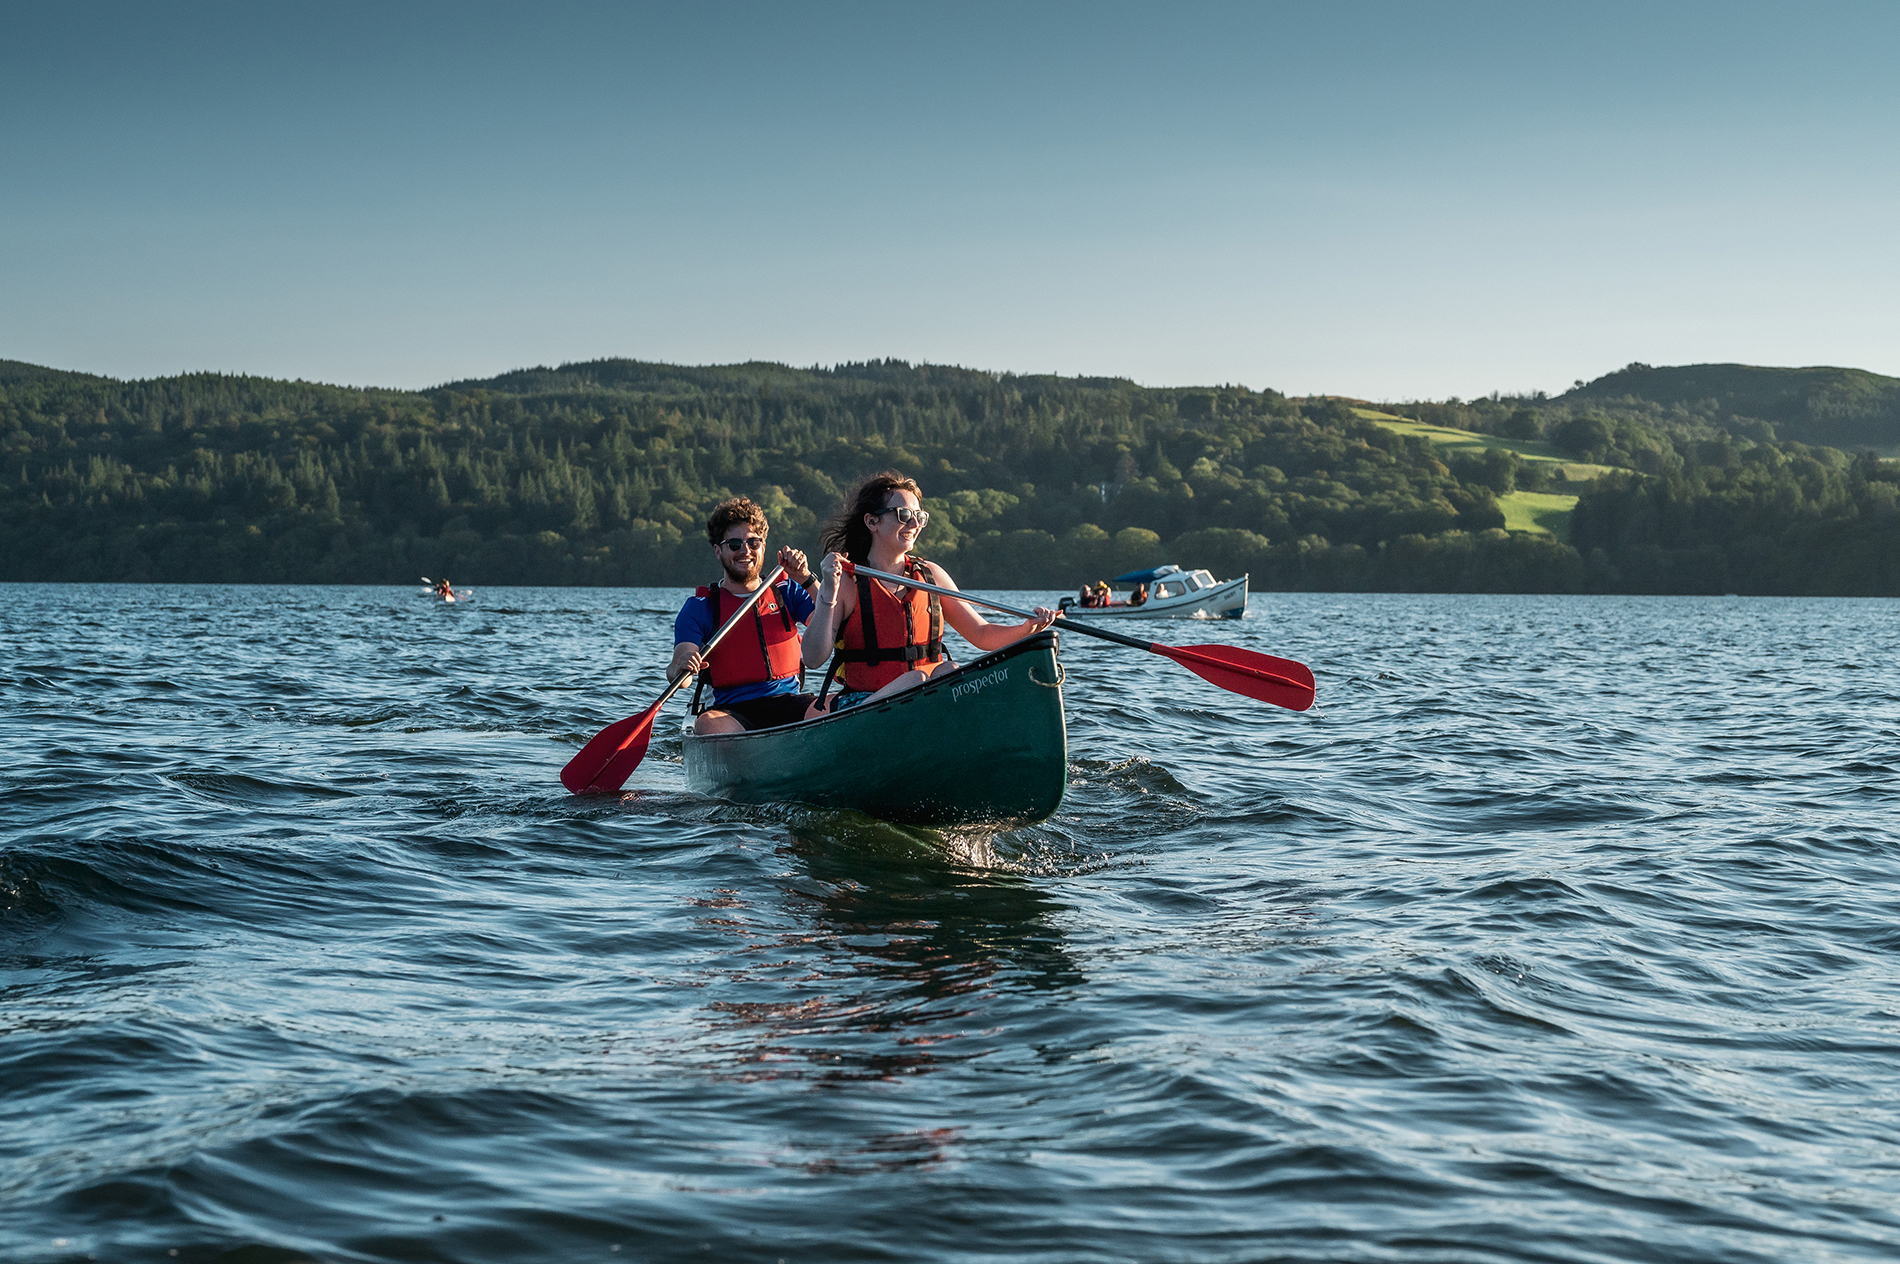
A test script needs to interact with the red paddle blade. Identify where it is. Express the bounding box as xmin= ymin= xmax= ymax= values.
xmin=1156 ymin=643 xmax=1317 ymax=711
xmin=560 ymin=704 xmax=660 ymax=793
